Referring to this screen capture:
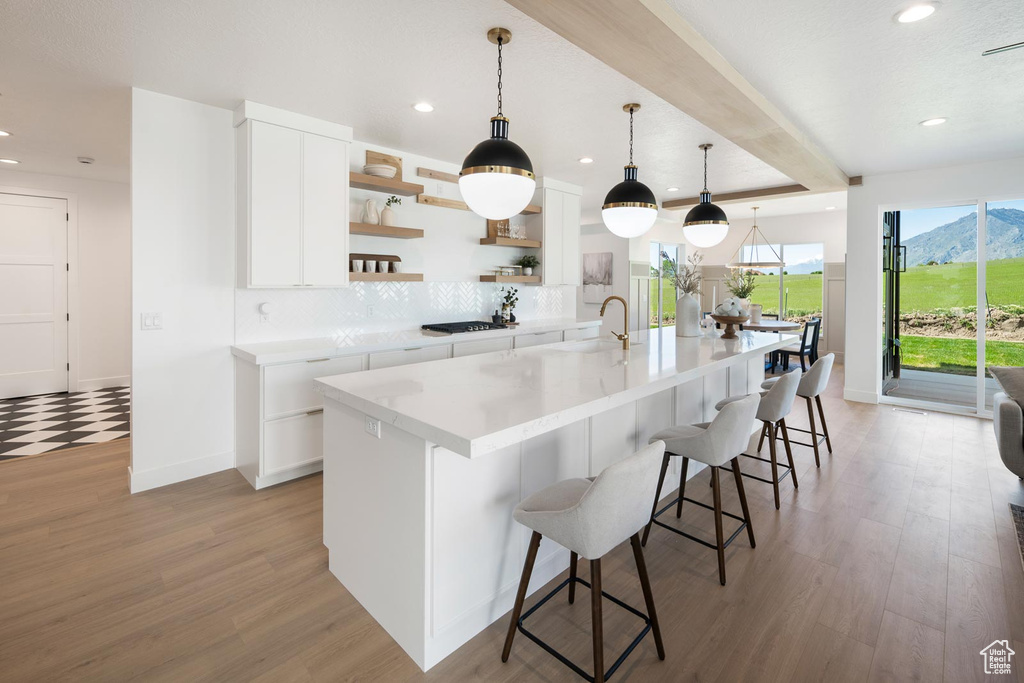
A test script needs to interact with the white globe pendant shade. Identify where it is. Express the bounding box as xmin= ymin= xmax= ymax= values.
xmin=683 ymin=222 xmax=729 ymax=248
xmin=458 ymin=172 xmax=536 ymax=220
xmin=602 ymin=205 xmax=658 ymax=238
